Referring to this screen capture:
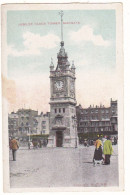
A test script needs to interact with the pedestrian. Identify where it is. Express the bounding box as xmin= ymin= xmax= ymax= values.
xmin=28 ymin=141 xmax=31 ymax=149
xmin=87 ymin=139 xmax=90 ymax=147
xmin=114 ymin=136 xmax=117 ymax=145
xmin=10 ymin=137 xmax=19 ymax=161
xmin=103 ymin=136 xmax=113 ymax=165
xmin=111 ymin=137 xmax=114 ymax=145
xmin=93 ymin=135 xmax=103 ymax=165
xmin=84 ymin=139 xmax=87 ymax=147
xmin=39 ymin=140 xmax=42 ymax=148
xmin=102 ymin=135 xmax=107 ymax=145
